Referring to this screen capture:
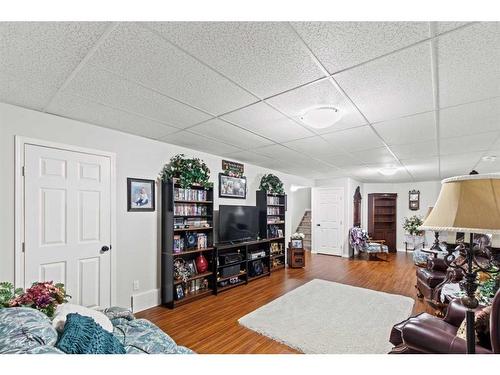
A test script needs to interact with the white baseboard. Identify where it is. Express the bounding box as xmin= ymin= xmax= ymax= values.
xmin=131 ymin=288 xmax=160 ymax=313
